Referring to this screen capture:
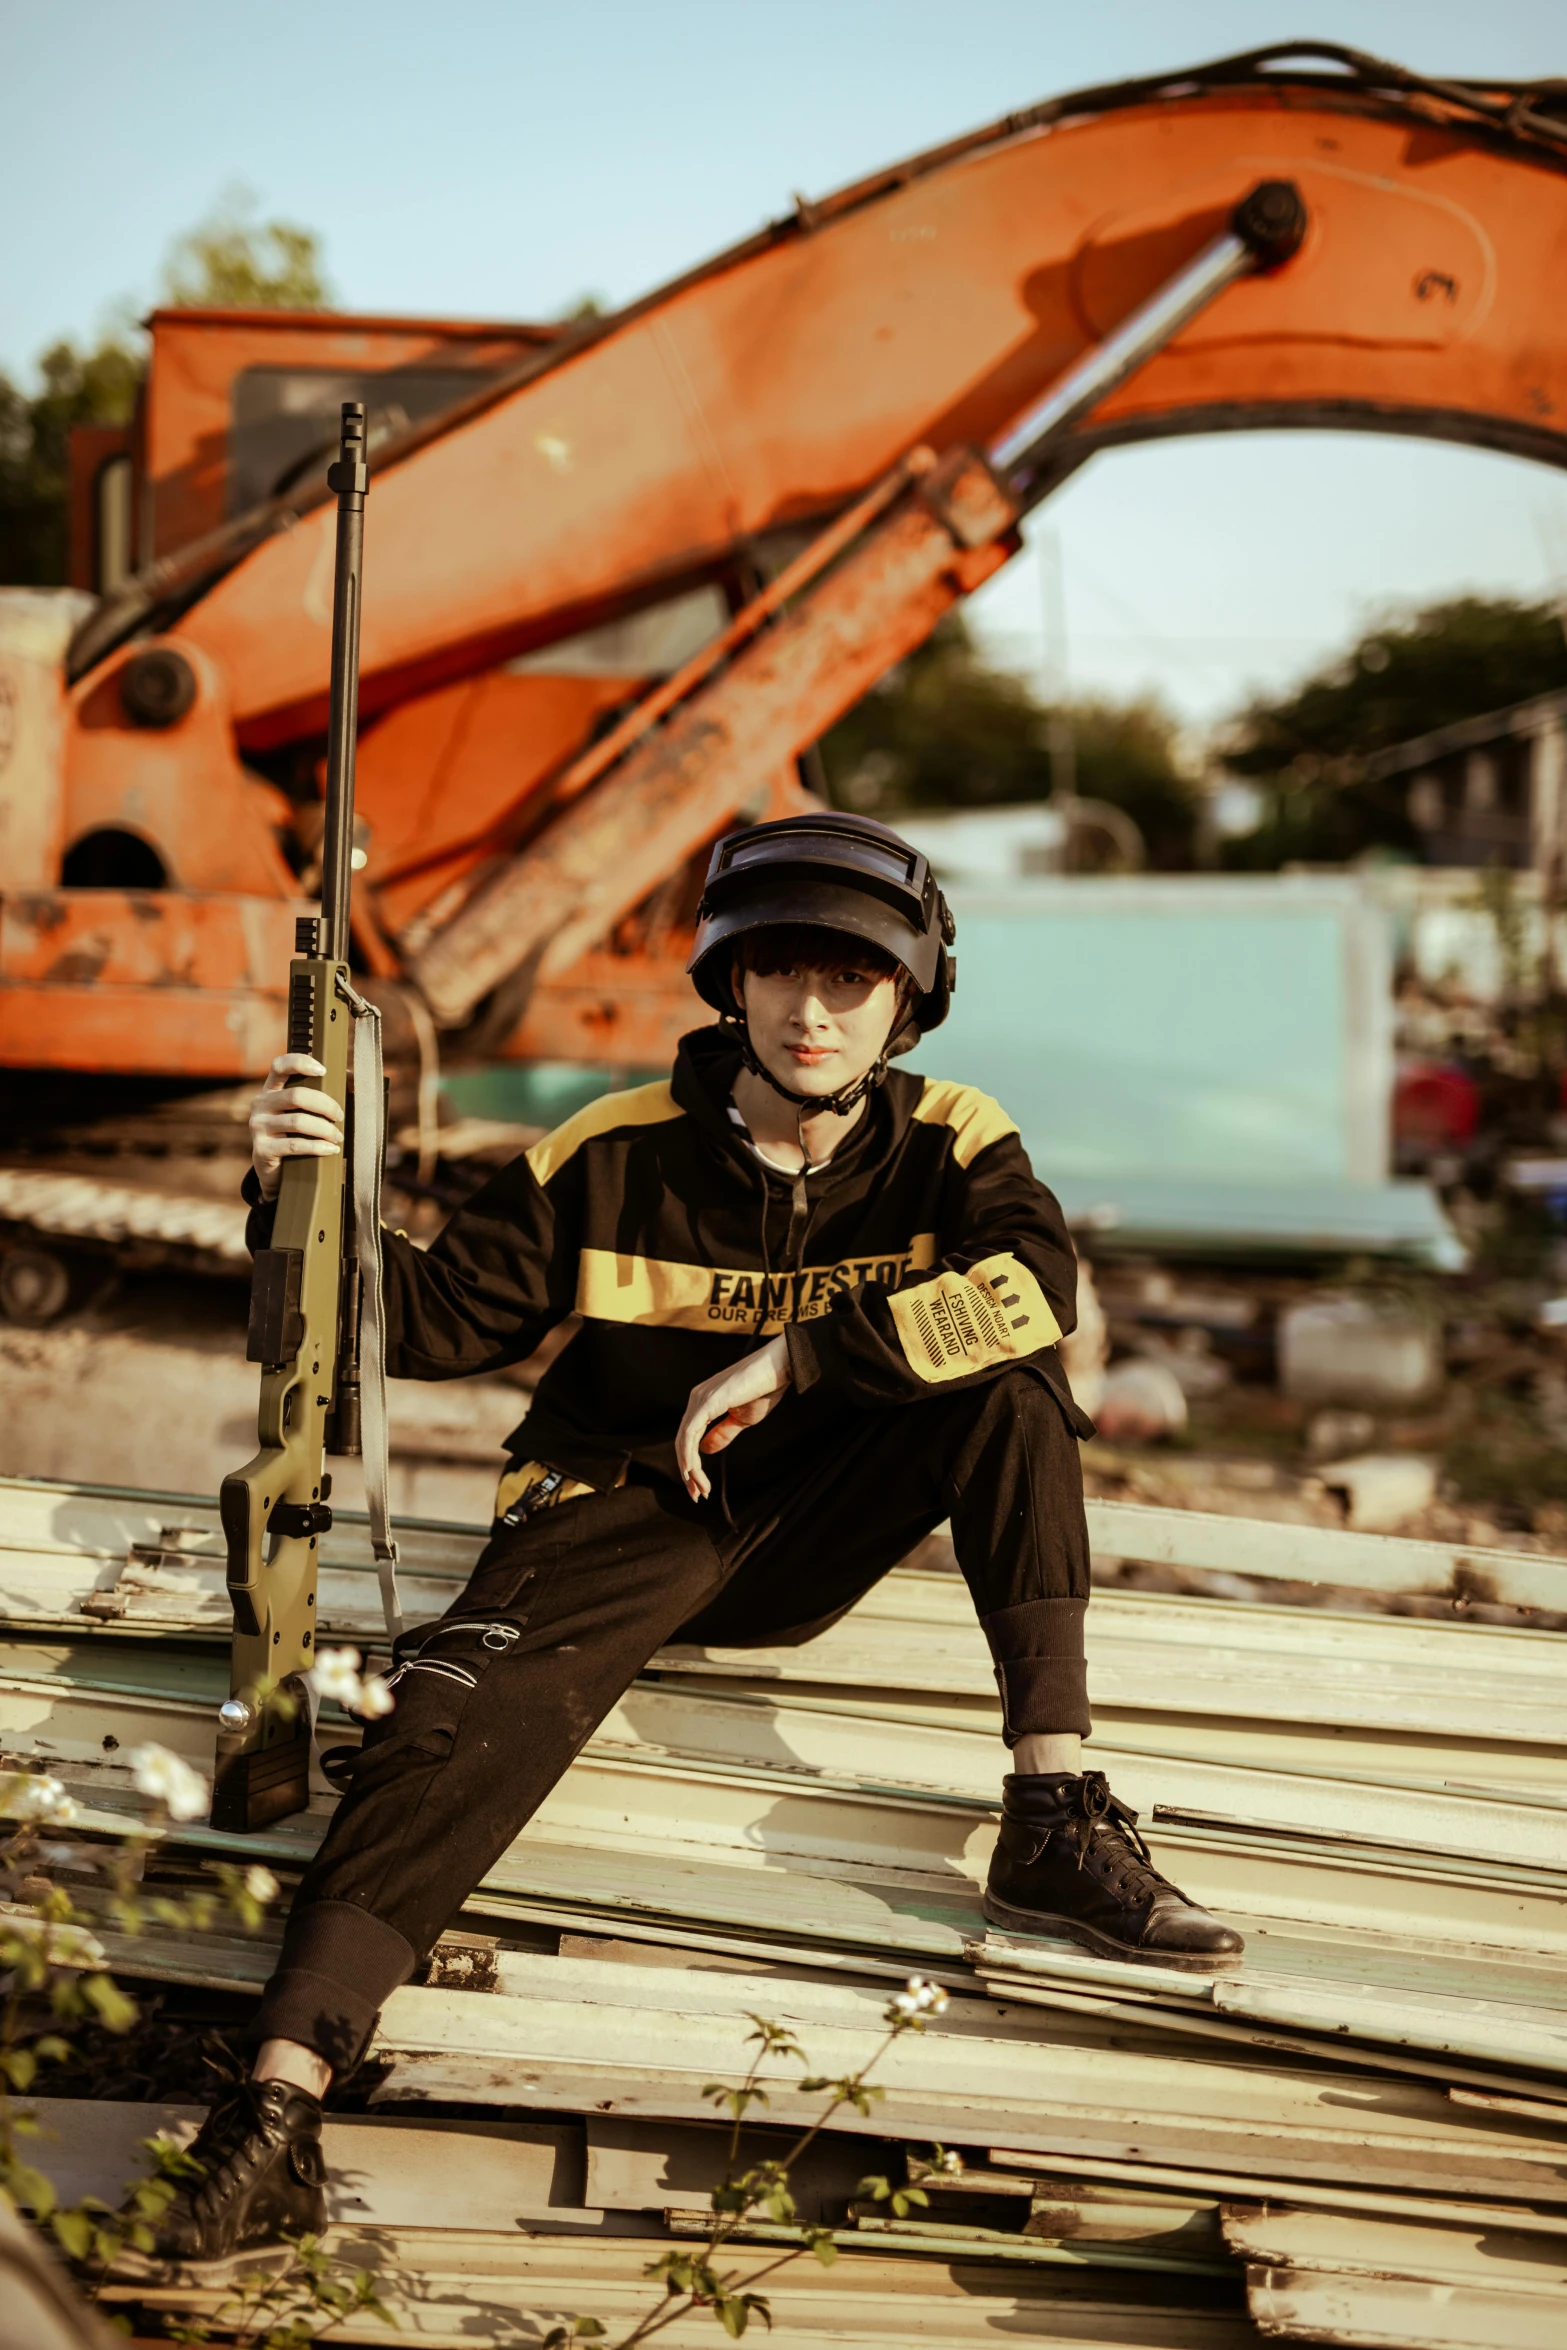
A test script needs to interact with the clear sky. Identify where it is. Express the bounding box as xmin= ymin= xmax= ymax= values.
xmin=6 ymin=0 xmax=1566 ymax=732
